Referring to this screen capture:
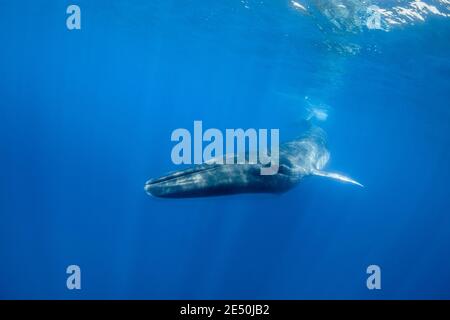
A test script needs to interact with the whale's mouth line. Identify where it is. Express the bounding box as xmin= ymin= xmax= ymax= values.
xmin=145 ymin=164 xmax=219 ymax=186
xmin=145 ymin=163 xmax=245 ymax=198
